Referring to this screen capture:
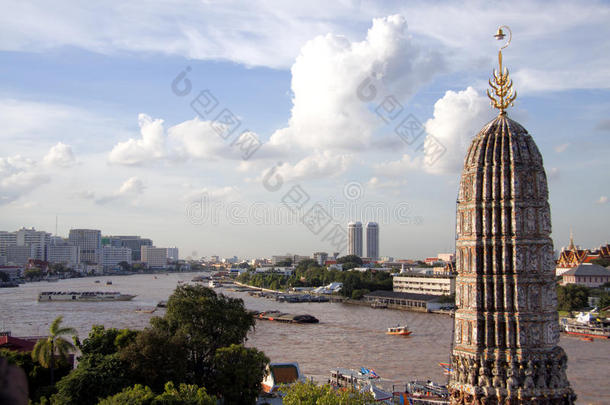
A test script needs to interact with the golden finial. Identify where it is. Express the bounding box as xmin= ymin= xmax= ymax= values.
xmin=487 ymin=25 xmax=517 ymax=114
